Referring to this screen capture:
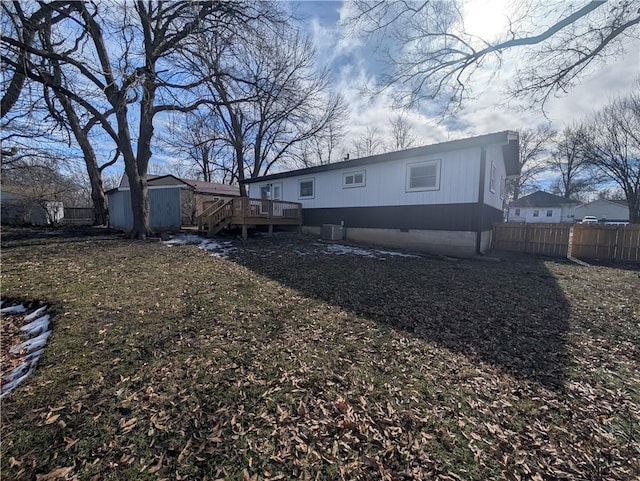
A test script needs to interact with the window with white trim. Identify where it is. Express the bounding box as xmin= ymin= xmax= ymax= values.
xmin=533 ymin=209 xmax=539 ymax=217
xmin=515 ymin=208 xmax=521 ymax=216
xmin=406 ymin=160 xmax=441 ymax=192
xmin=343 ymin=171 xmax=366 ymax=188
xmin=298 ymin=178 xmax=315 ymax=199
xmin=546 ymin=209 xmax=553 ymax=217
xmin=489 ymin=162 xmax=496 ymax=193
